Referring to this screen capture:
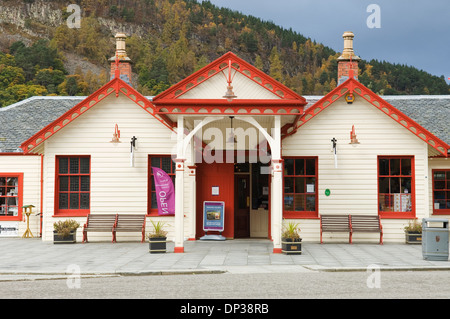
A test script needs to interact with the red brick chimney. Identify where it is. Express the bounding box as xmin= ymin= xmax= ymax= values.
xmin=109 ymin=33 xmax=132 ymax=85
xmin=337 ymin=31 xmax=360 ymax=85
